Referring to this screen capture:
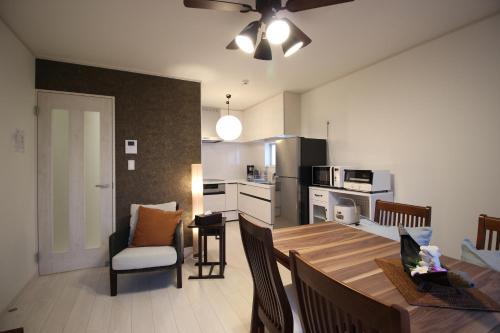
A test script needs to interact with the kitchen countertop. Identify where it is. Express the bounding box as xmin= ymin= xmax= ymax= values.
xmin=203 ymin=179 xmax=275 ymax=189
